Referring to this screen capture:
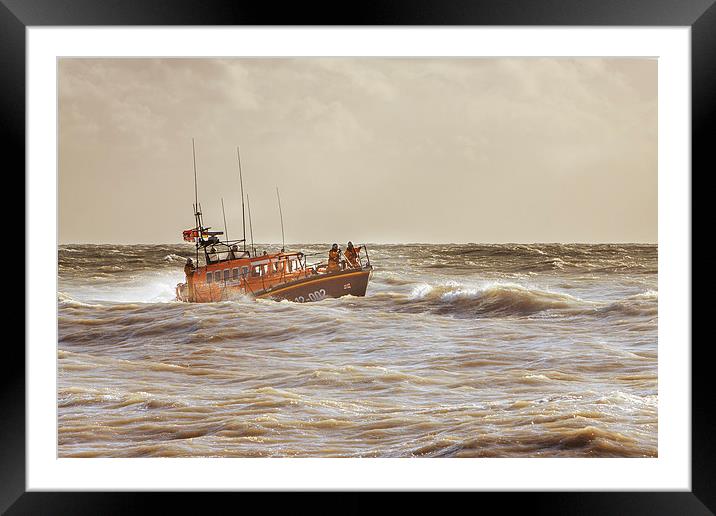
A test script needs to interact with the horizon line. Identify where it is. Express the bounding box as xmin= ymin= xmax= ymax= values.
xmin=57 ymin=241 xmax=659 ymax=246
